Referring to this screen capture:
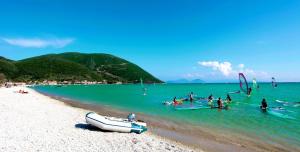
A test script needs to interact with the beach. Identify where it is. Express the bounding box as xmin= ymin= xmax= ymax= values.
xmin=0 ymin=86 xmax=199 ymax=152
xmin=1 ymin=85 xmax=299 ymax=152
xmin=1 ymin=0 xmax=299 ymax=151
xmin=33 ymin=84 xmax=300 ymax=152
